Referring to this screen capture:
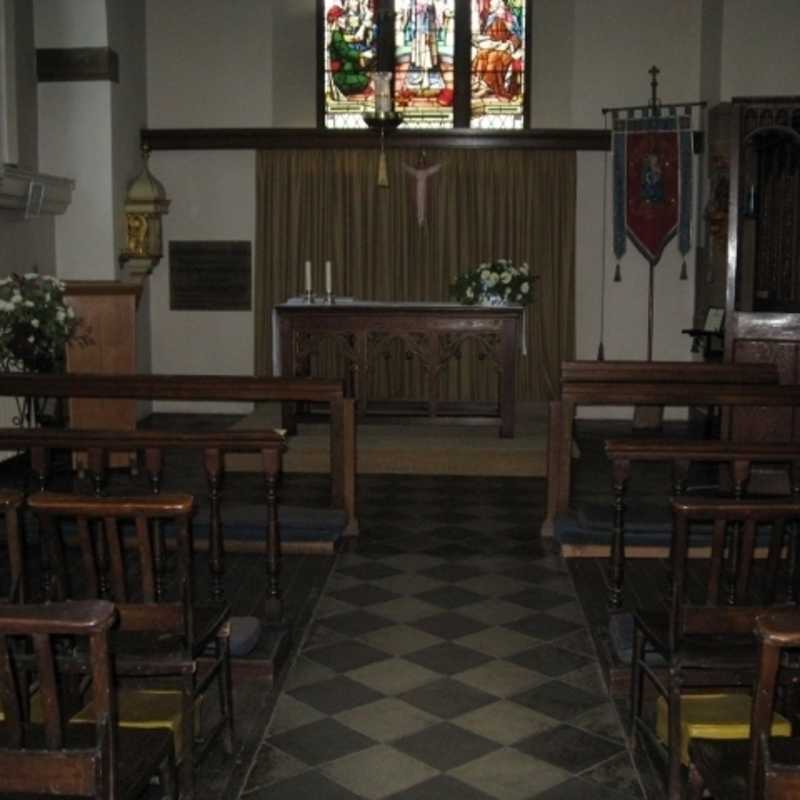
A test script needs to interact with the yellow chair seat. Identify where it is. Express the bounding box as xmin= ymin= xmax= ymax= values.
xmin=656 ymin=692 xmax=792 ymax=764
xmin=0 ymin=689 xmax=43 ymax=722
xmin=72 ymin=688 xmax=202 ymax=759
